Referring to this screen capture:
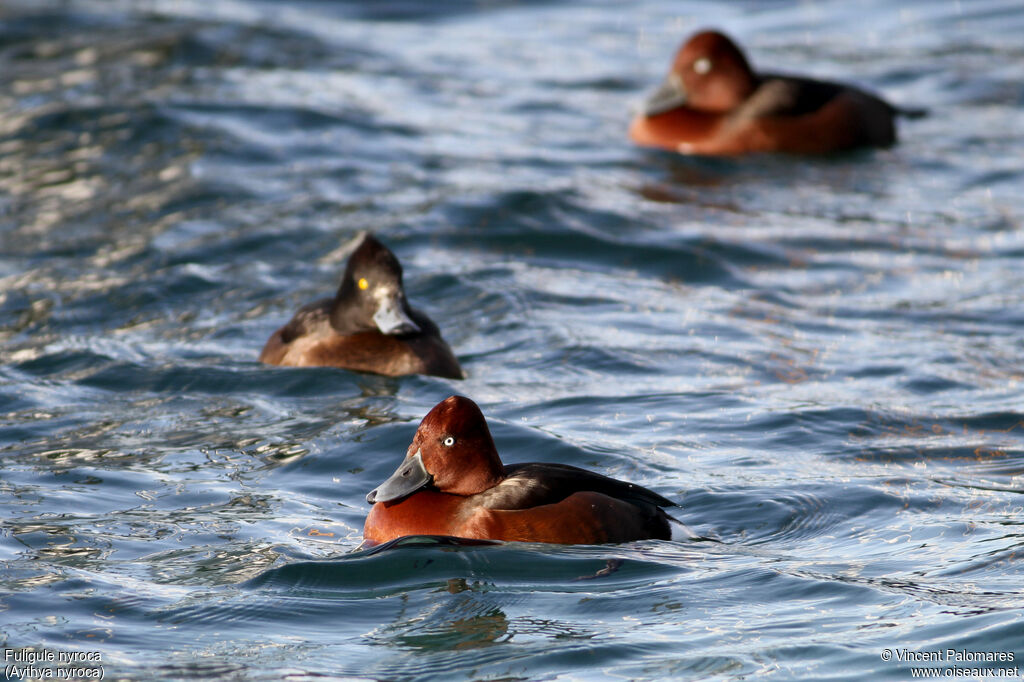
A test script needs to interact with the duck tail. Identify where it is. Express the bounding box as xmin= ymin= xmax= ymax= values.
xmin=666 ymin=512 xmax=699 ymax=541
